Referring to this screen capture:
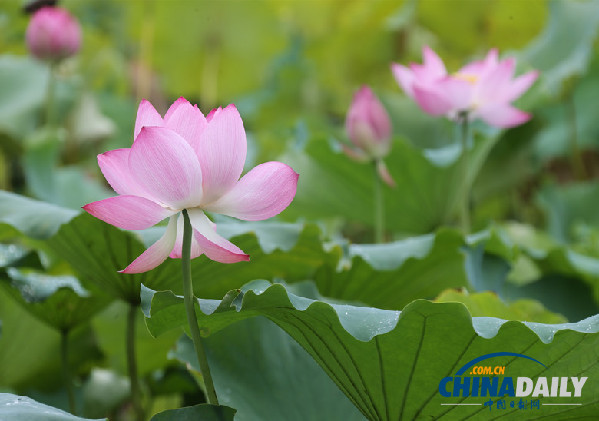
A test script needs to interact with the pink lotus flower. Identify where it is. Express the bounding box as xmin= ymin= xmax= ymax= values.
xmin=344 ymin=86 xmax=395 ymax=187
xmin=26 ymin=6 xmax=81 ymax=61
xmin=391 ymin=47 xmax=538 ymax=128
xmin=346 ymin=86 xmax=391 ymax=159
xmin=84 ymin=98 xmax=299 ymax=273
